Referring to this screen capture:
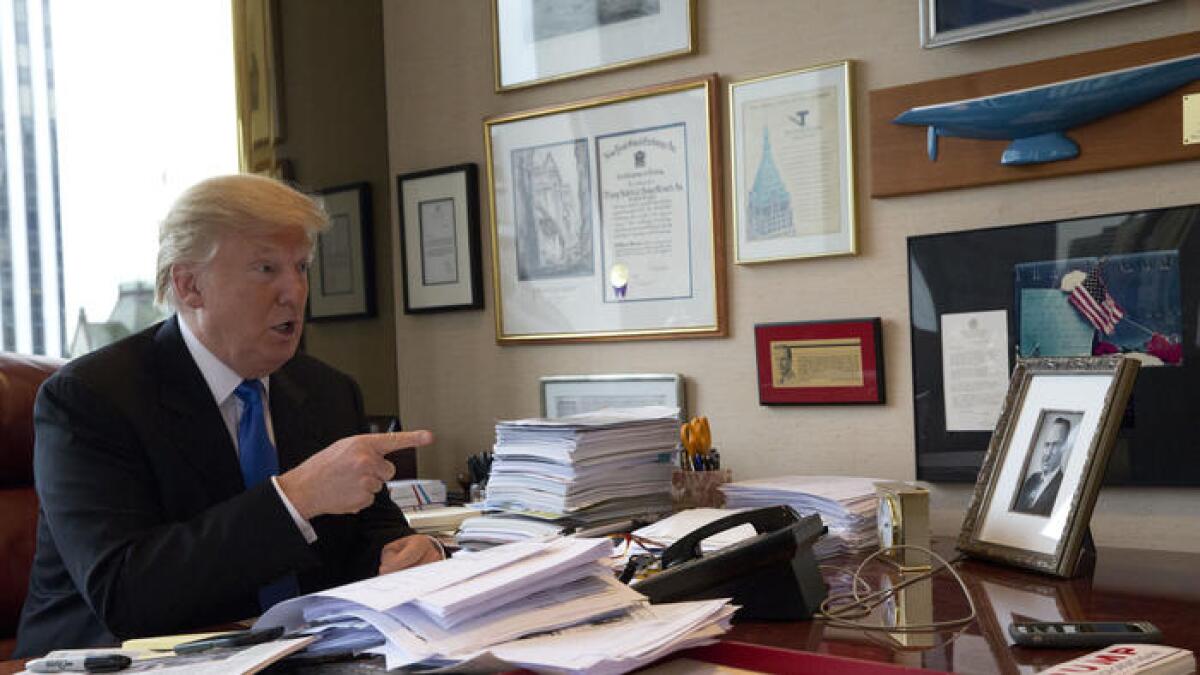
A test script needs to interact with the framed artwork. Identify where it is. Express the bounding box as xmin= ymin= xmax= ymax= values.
xmin=484 ymin=74 xmax=725 ymax=344
xmin=492 ymin=0 xmax=696 ymax=91
xmin=958 ymin=357 xmax=1139 ymax=577
xmin=920 ymin=0 xmax=1162 ymax=48
xmin=729 ymin=61 xmax=857 ymax=264
xmin=540 ymin=373 xmax=686 ymax=419
xmin=754 ymin=318 xmax=884 ymax=405
xmin=397 ymin=164 xmax=484 ymax=313
xmin=908 ymin=204 xmax=1200 ymax=485
xmin=308 ymin=183 xmax=375 ymax=321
